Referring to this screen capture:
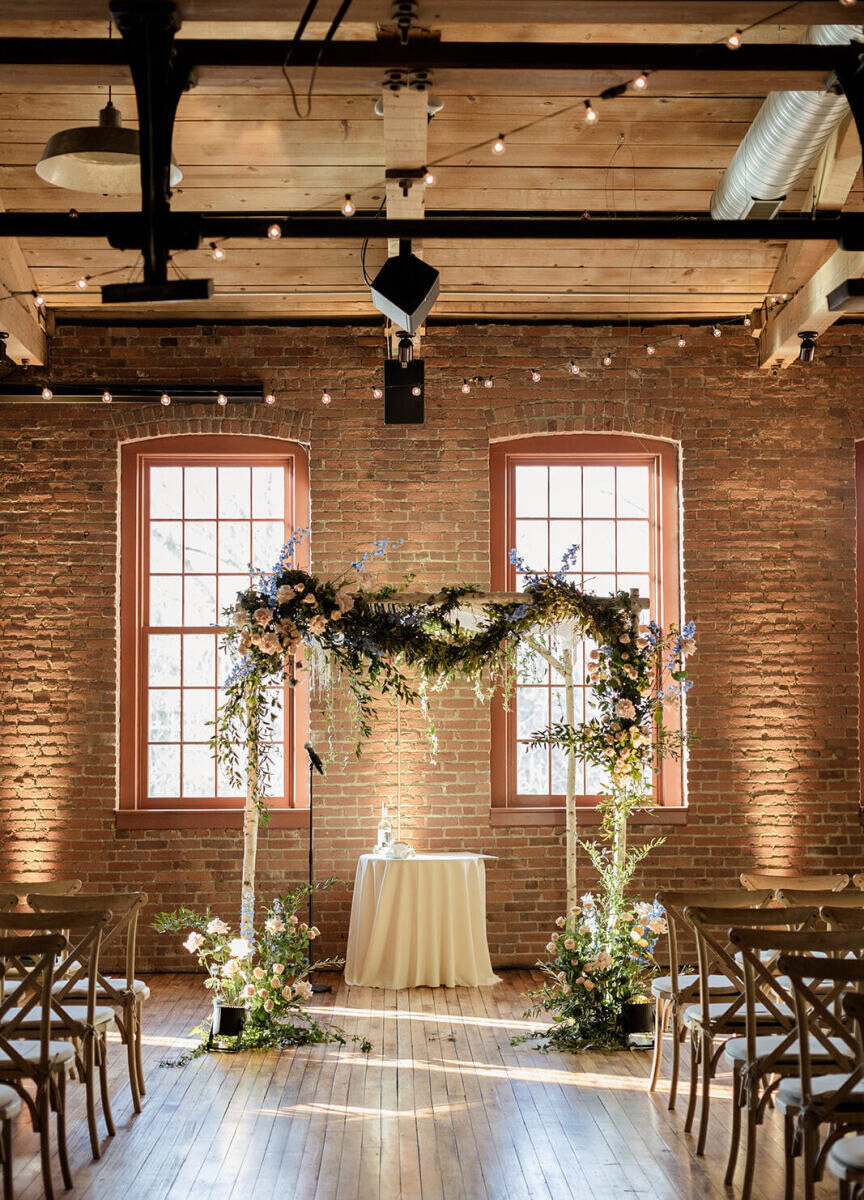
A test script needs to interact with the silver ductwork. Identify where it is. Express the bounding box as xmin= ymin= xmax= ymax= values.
xmin=710 ymin=24 xmax=864 ymax=221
